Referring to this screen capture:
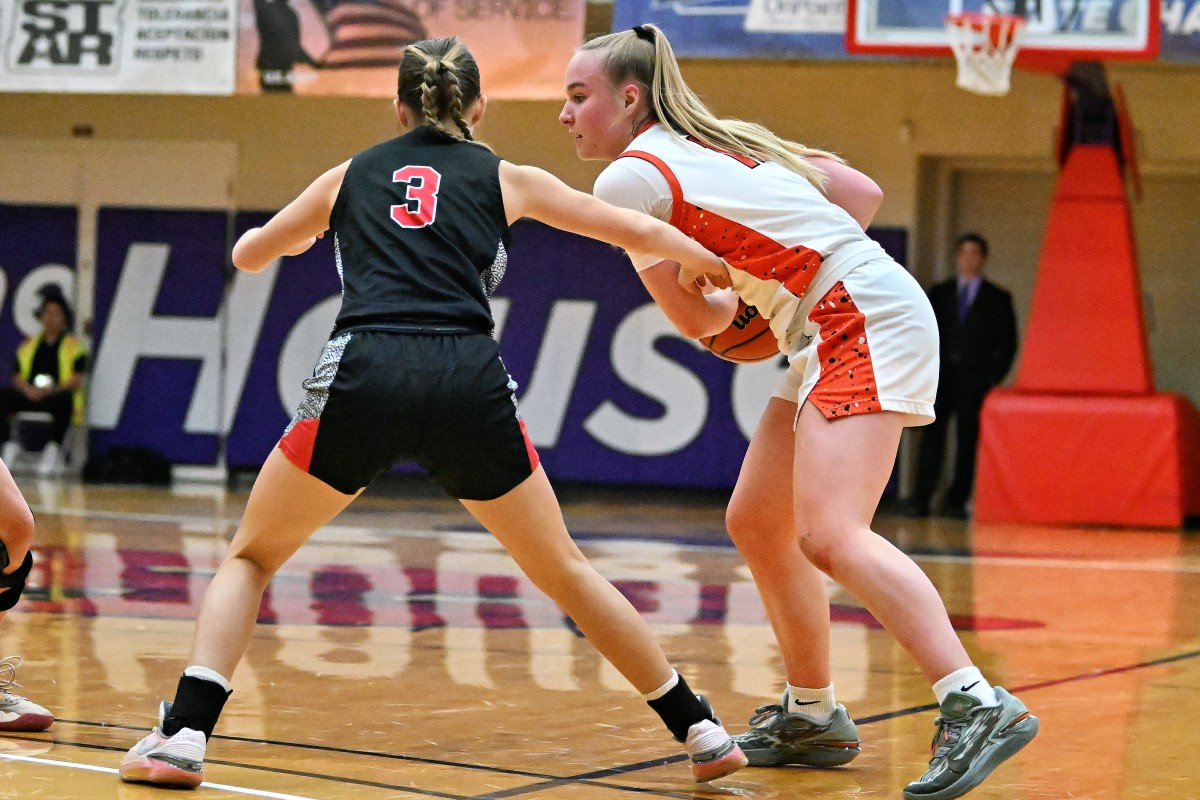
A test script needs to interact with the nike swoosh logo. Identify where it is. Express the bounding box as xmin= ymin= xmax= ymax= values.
xmin=791 ymin=700 xmax=820 ymax=706
xmin=960 ymin=681 xmax=979 ymax=692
